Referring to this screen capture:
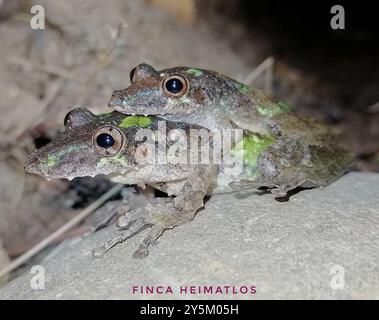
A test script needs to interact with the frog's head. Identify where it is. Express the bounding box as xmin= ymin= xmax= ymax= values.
xmin=25 ymin=108 xmax=141 ymax=180
xmin=109 ymin=63 xmax=238 ymax=117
